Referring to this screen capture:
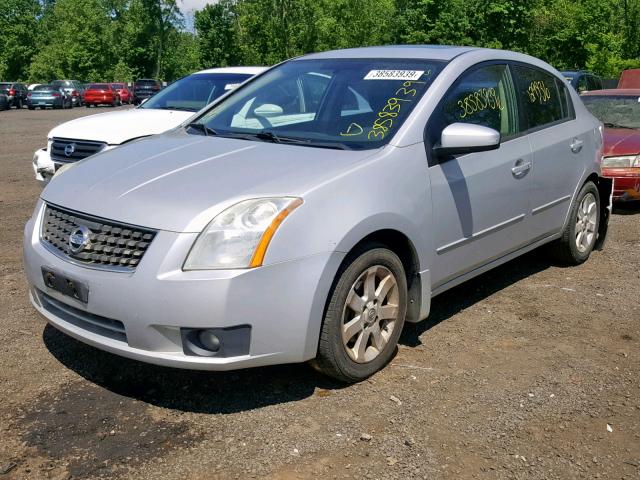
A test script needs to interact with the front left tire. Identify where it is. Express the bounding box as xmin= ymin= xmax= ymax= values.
xmin=312 ymin=243 xmax=407 ymax=383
